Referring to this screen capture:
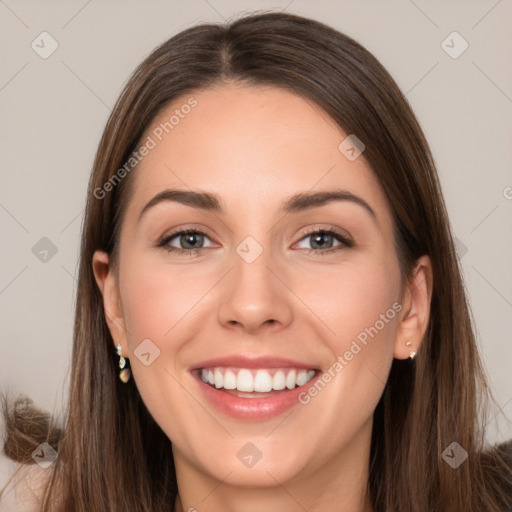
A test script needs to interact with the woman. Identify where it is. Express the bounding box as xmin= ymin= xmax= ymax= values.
xmin=1 ymin=11 xmax=511 ymax=512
